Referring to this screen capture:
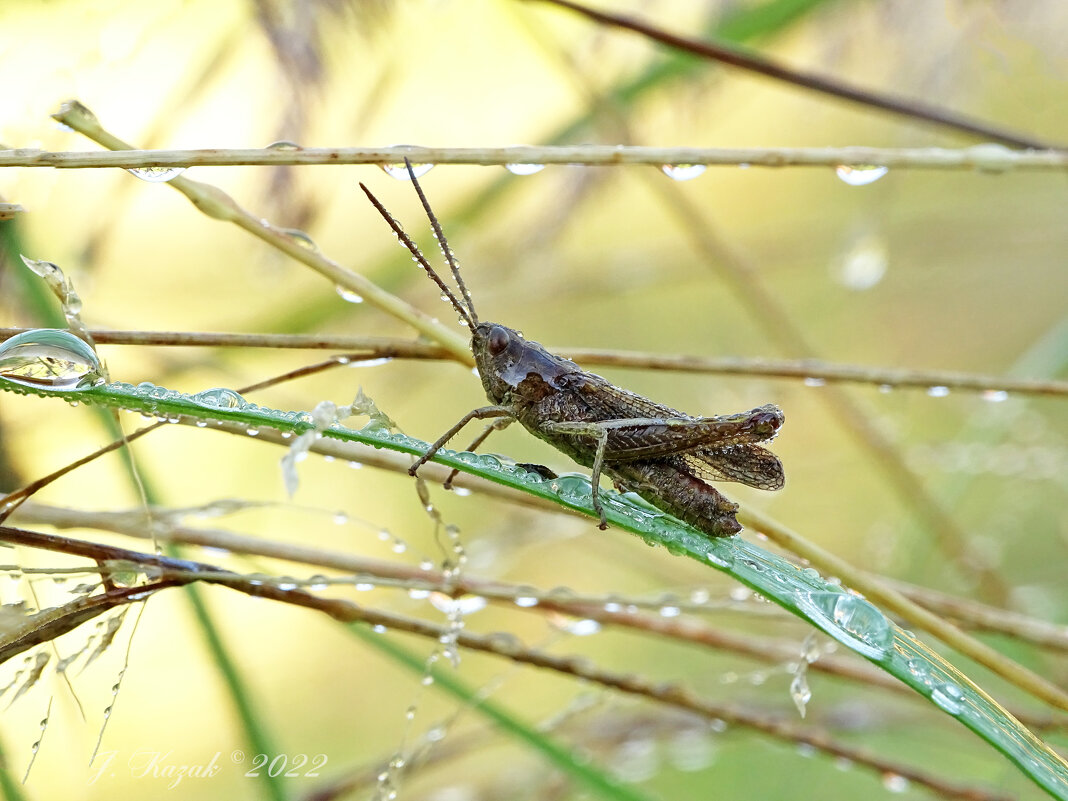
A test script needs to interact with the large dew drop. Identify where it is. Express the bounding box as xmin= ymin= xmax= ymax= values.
xmin=660 ymin=164 xmax=707 ymax=181
xmin=127 ymin=166 xmax=187 ymax=183
xmin=0 ymin=329 xmax=104 ymax=390
xmin=335 ymin=284 xmax=364 ymax=304
xmin=795 ymin=591 xmax=893 ymax=660
xmin=504 ymin=163 xmax=546 ymax=176
xmin=834 ymin=165 xmax=889 ymax=186
xmin=192 ymin=387 xmax=248 ymax=408
xmin=380 ymin=160 xmax=434 ymax=180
